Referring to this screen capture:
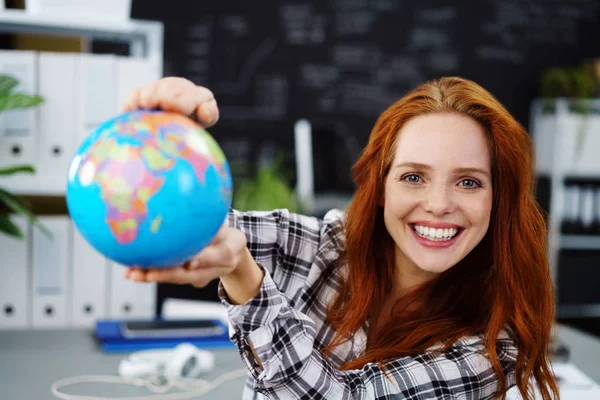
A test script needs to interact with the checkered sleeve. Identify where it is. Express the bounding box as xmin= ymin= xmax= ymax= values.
xmin=226 ymin=208 xmax=336 ymax=294
xmin=219 ymin=268 xmax=518 ymax=399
